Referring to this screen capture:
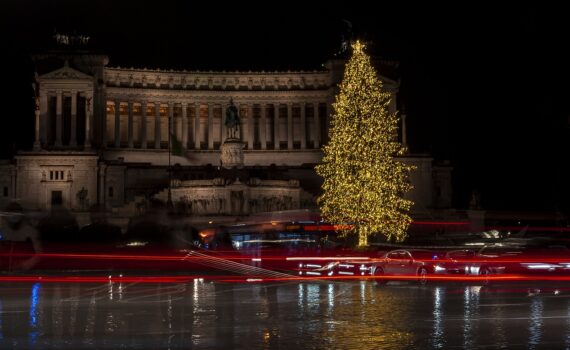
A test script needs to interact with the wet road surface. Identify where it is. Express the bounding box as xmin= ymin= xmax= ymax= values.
xmin=2 ymin=279 xmax=570 ymax=349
